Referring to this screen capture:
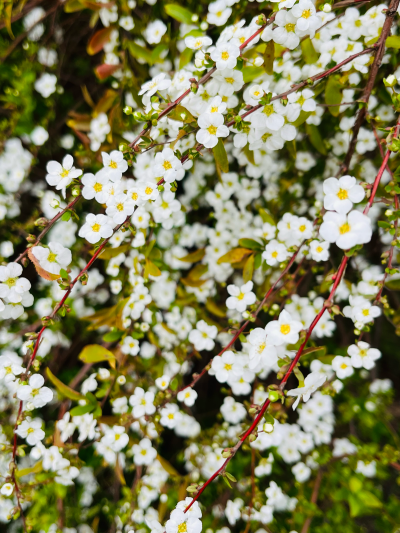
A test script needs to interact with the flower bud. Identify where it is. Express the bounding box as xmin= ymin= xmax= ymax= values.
xmin=322 ymin=3 xmax=331 ymax=12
